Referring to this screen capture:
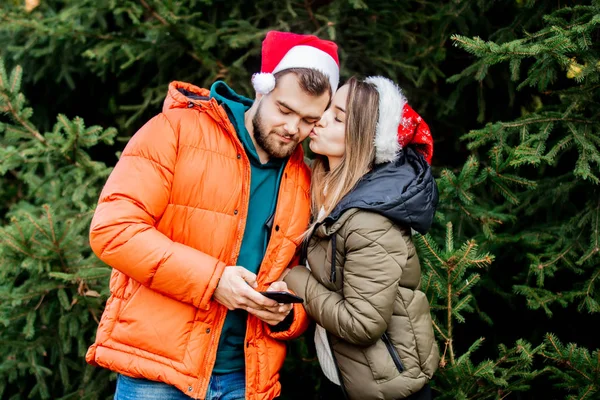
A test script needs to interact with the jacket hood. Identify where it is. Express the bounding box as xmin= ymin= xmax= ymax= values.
xmin=162 ymin=81 xmax=213 ymax=112
xmin=324 ymin=147 xmax=438 ymax=234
